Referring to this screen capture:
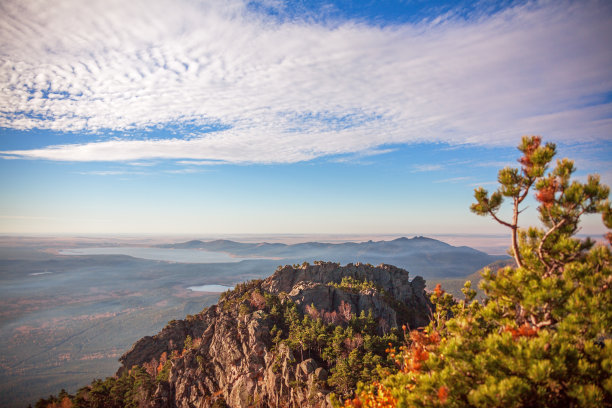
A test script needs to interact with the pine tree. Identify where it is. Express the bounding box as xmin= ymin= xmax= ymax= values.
xmin=344 ymin=136 xmax=612 ymax=408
